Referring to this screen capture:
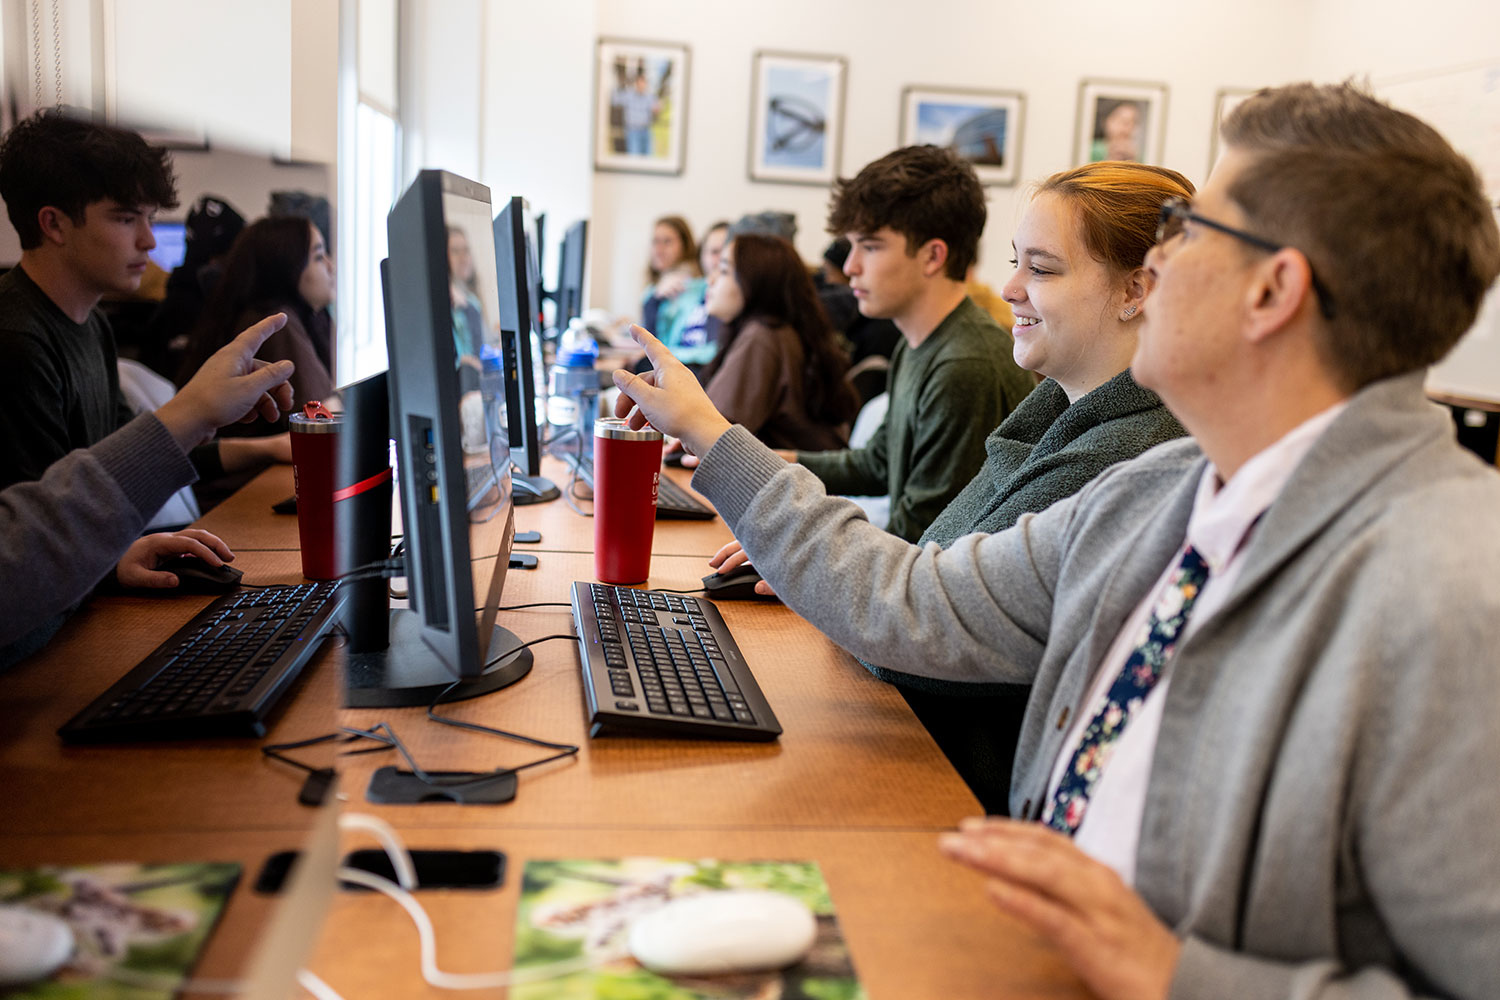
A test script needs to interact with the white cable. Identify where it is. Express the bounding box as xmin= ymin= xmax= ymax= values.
xmin=335 ymin=867 xmax=605 ymax=990
xmin=296 ymin=968 xmax=346 ymax=1000
xmin=337 ymin=812 xmax=418 ymax=890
